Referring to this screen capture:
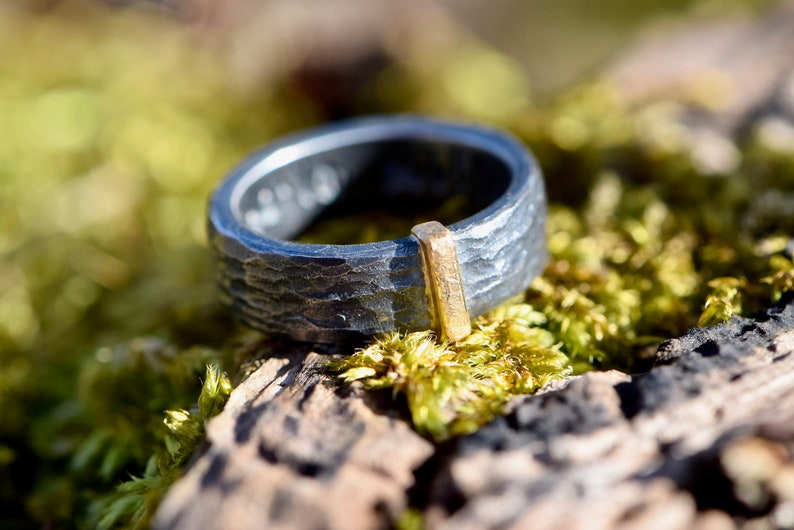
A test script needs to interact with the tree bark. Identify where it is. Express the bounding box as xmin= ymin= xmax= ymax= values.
xmin=155 ymin=301 xmax=794 ymax=530
xmin=154 ymin=346 xmax=433 ymax=530
xmin=423 ymin=302 xmax=794 ymax=530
